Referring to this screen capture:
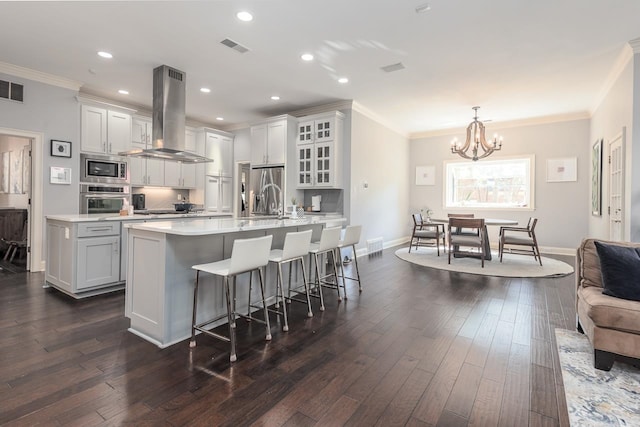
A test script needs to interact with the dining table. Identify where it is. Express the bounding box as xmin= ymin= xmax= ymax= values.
xmin=425 ymin=217 xmax=518 ymax=261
